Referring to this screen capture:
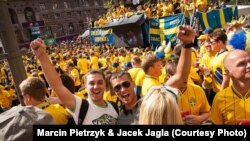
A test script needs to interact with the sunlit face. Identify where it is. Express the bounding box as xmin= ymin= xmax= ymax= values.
xmin=85 ymin=74 xmax=106 ymax=103
xmin=204 ymin=40 xmax=212 ymax=53
xmin=110 ymin=74 xmax=136 ymax=106
xmin=228 ymin=53 xmax=250 ymax=80
xmin=210 ymin=39 xmax=220 ymax=53
xmin=152 ymin=61 xmax=163 ymax=77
